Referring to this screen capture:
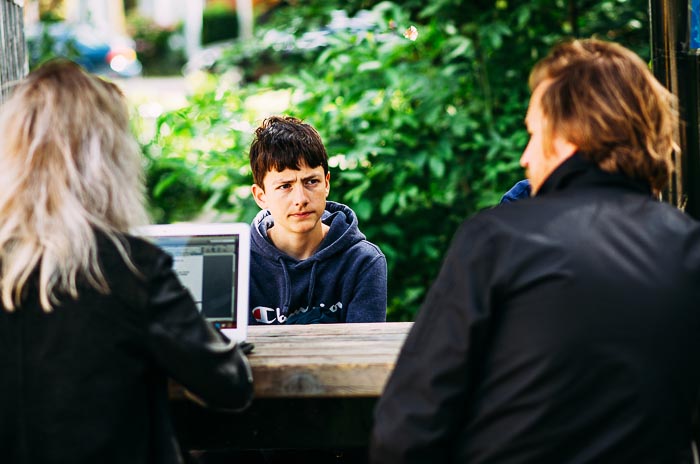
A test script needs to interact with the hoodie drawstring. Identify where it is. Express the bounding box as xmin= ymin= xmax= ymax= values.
xmin=307 ymin=261 xmax=318 ymax=310
xmin=278 ymin=257 xmax=292 ymax=315
xmin=276 ymin=259 xmax=320 ymax=318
